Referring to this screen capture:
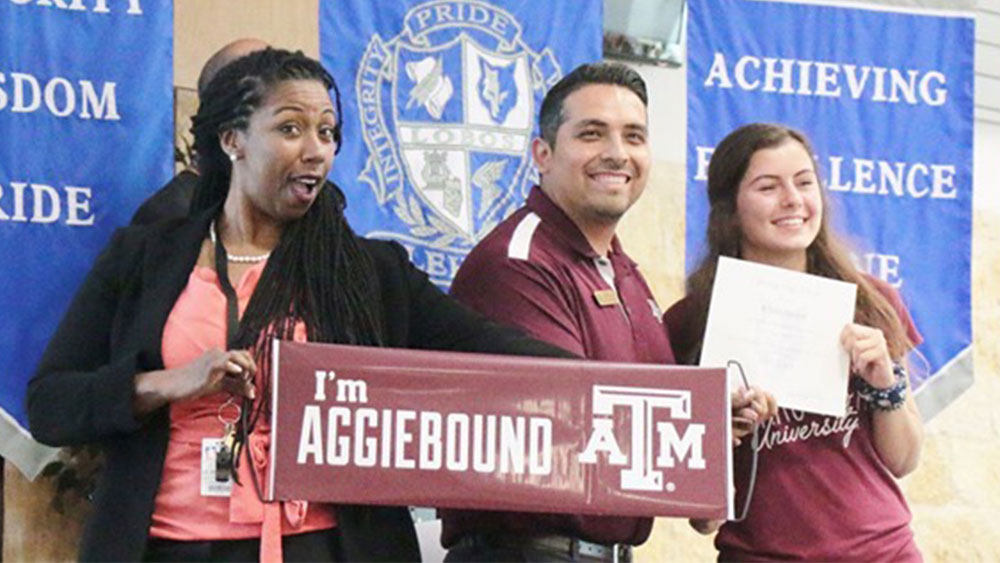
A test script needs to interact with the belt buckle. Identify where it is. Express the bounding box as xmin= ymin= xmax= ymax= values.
xmin=571 ymin=538 xmax=595 ymax=560
xmin=570 ymin=538 xmax=627 ymax=562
